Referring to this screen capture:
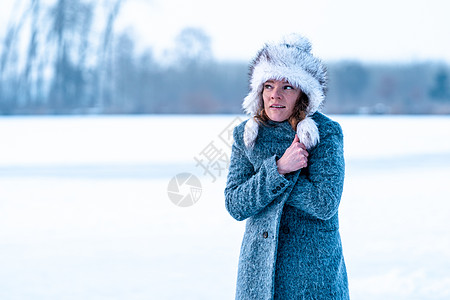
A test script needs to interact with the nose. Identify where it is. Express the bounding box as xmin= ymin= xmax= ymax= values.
xmin=270 ymin=86 xmax=282 ymax=99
